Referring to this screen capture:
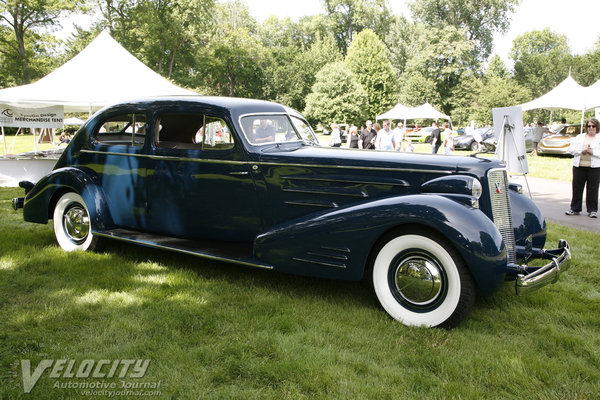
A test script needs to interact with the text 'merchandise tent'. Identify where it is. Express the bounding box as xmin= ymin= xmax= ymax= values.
xmin=0 ymin=31 xmax=197 ymax=113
